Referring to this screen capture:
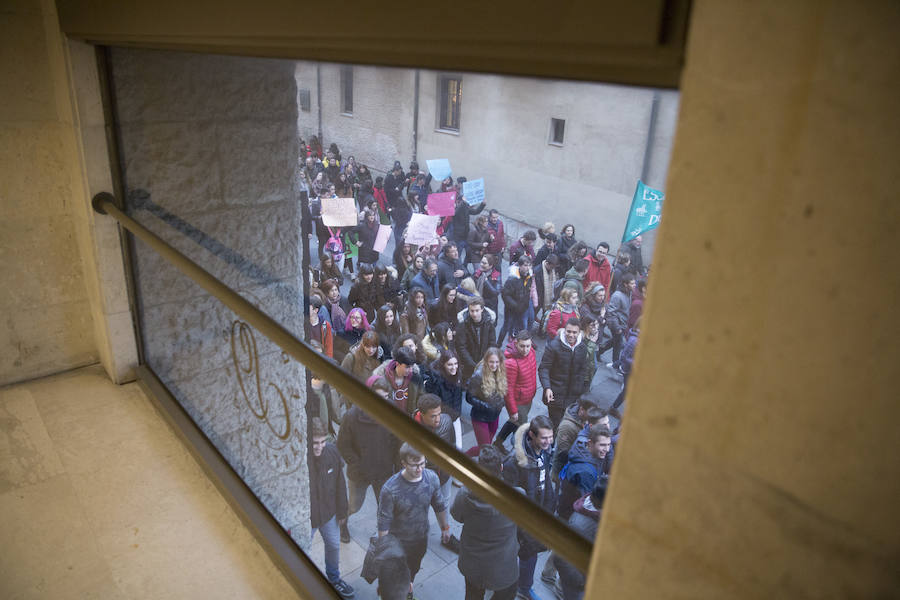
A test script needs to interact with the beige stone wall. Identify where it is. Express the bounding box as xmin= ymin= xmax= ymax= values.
xmin=587 ymin=1 xmax=900 ymax=597
xmin=0 ymin=0 xmax=98 ymax=384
